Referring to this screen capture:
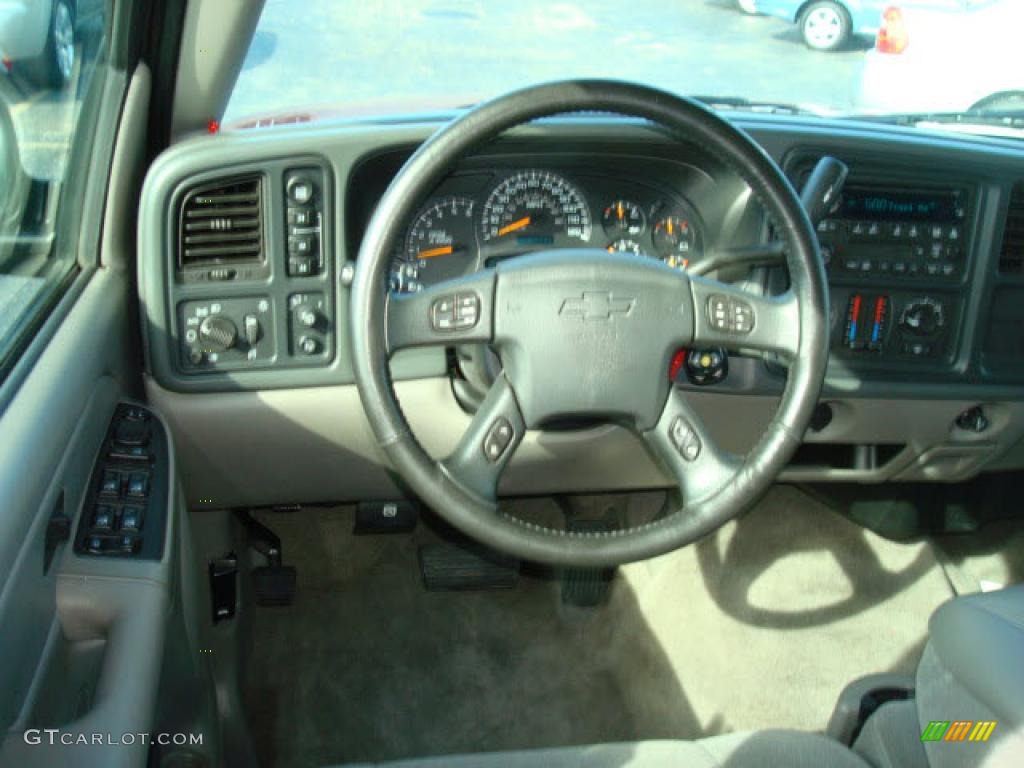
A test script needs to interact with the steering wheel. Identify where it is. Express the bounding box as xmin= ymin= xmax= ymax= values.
xmin=350 ymin=80 xmax=828 ymax=567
